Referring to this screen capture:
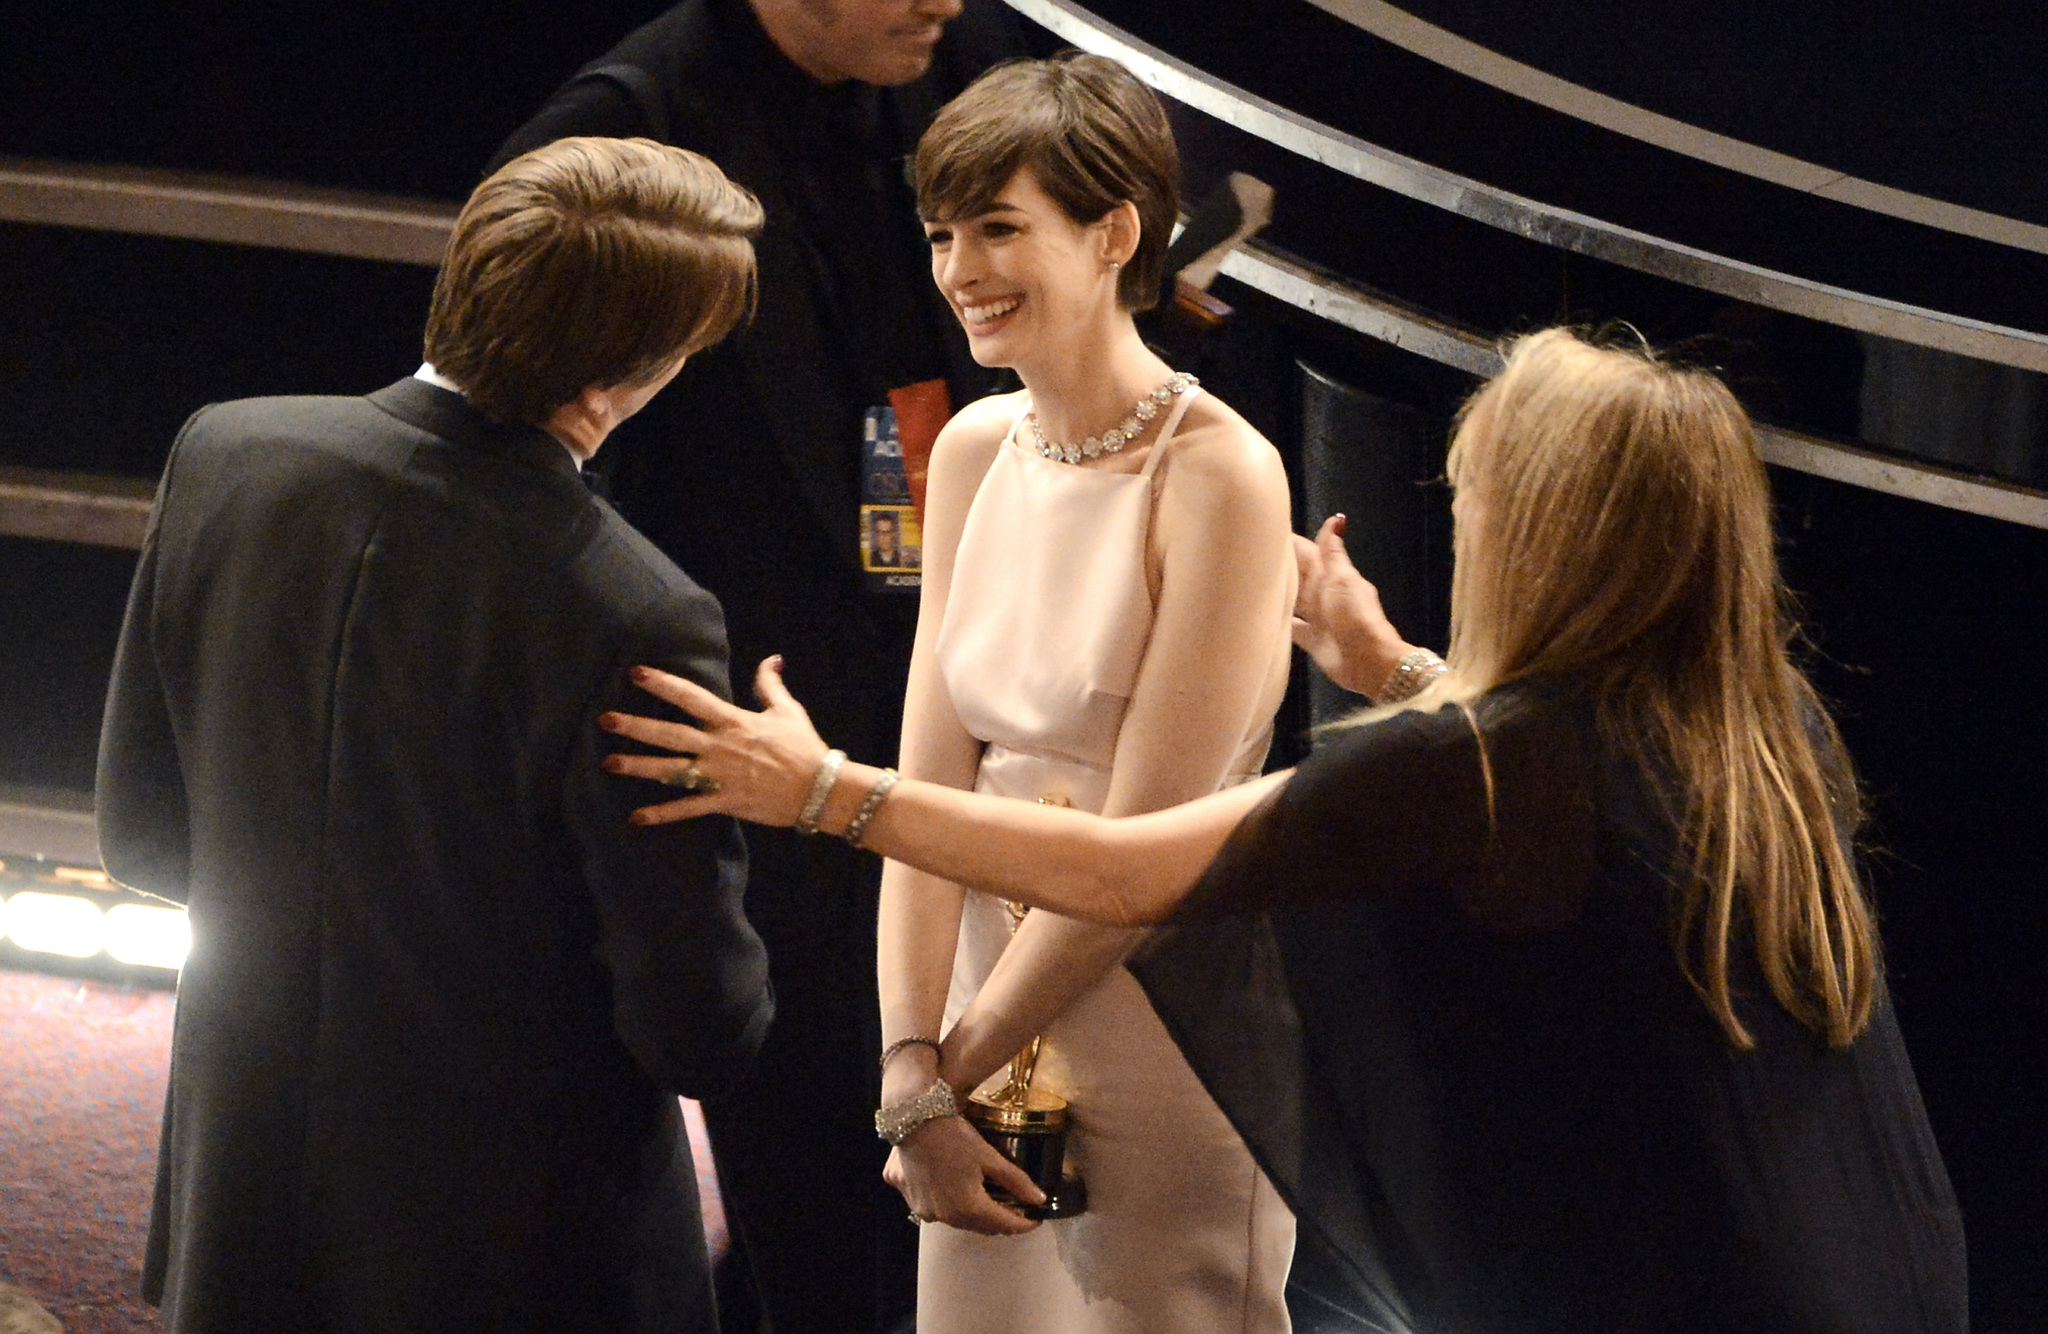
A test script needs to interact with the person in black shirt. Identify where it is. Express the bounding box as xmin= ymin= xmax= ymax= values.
xmin=490 ymin=3 xmax=1027 ymax=1330
xmin=608 ymin=326 xmax=1968 ymax=1334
